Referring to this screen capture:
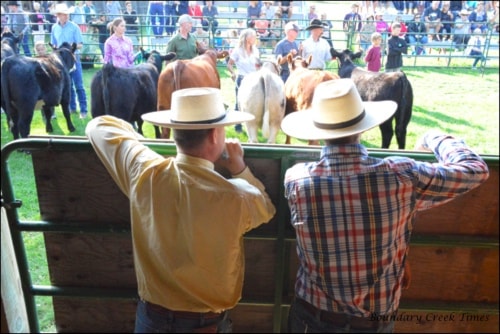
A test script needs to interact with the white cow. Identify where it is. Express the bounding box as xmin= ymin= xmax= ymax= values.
xmin=237 ymin=60 xmax=286 ymax=144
